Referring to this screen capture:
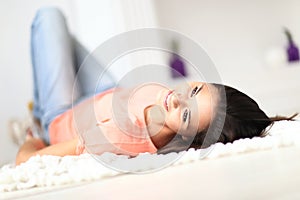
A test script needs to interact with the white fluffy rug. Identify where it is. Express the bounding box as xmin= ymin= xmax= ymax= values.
xmin=1 ymin=121 xmax=300 ymax=193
